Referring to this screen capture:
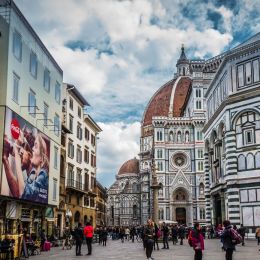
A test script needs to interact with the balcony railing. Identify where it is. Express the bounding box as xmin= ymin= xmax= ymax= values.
xmin=66 ymin=179 xmax=87 ymax=193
